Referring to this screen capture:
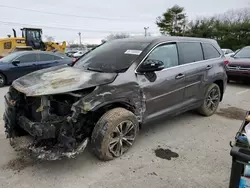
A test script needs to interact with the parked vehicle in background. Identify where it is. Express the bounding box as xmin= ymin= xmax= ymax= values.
xmin=0 ymin=51 xmax=72 ymax=87
xmin=226 ymin=46 xmax=250 ymax=82
xmin=72 ymin=50 xmax=88 ymax=58
xmin=222 ymin=48 xmax=235 ymax=57
xmin=65 ymin=50 xmax=78 ymax=57
xmin=234 ymin=49 xmax=240 ymax=54
xmin=4 ymin=36 xmax=227 ymax=161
